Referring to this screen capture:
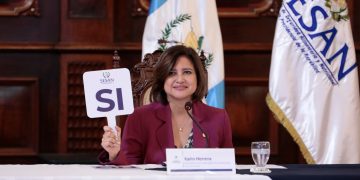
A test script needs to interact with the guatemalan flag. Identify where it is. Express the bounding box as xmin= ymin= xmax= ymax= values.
xmin=142 ymin=0 xmax=225 ymax=108
xmin=267 ymin=0 xmax=360 ymax=163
